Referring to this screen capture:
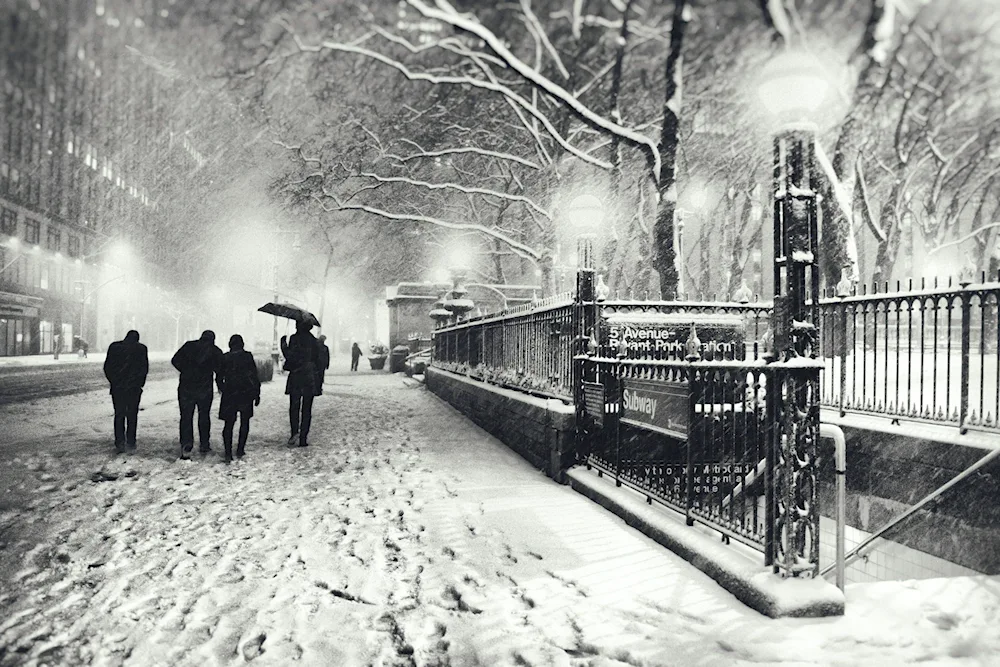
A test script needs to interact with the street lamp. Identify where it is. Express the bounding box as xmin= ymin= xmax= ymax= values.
xmin=757 ymin=49 xmax=827 ymax=357
xmin=757 ymin=49 xmax=828 ymax=579
xmin=566 ymin=194 xmax=603 ymax=273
